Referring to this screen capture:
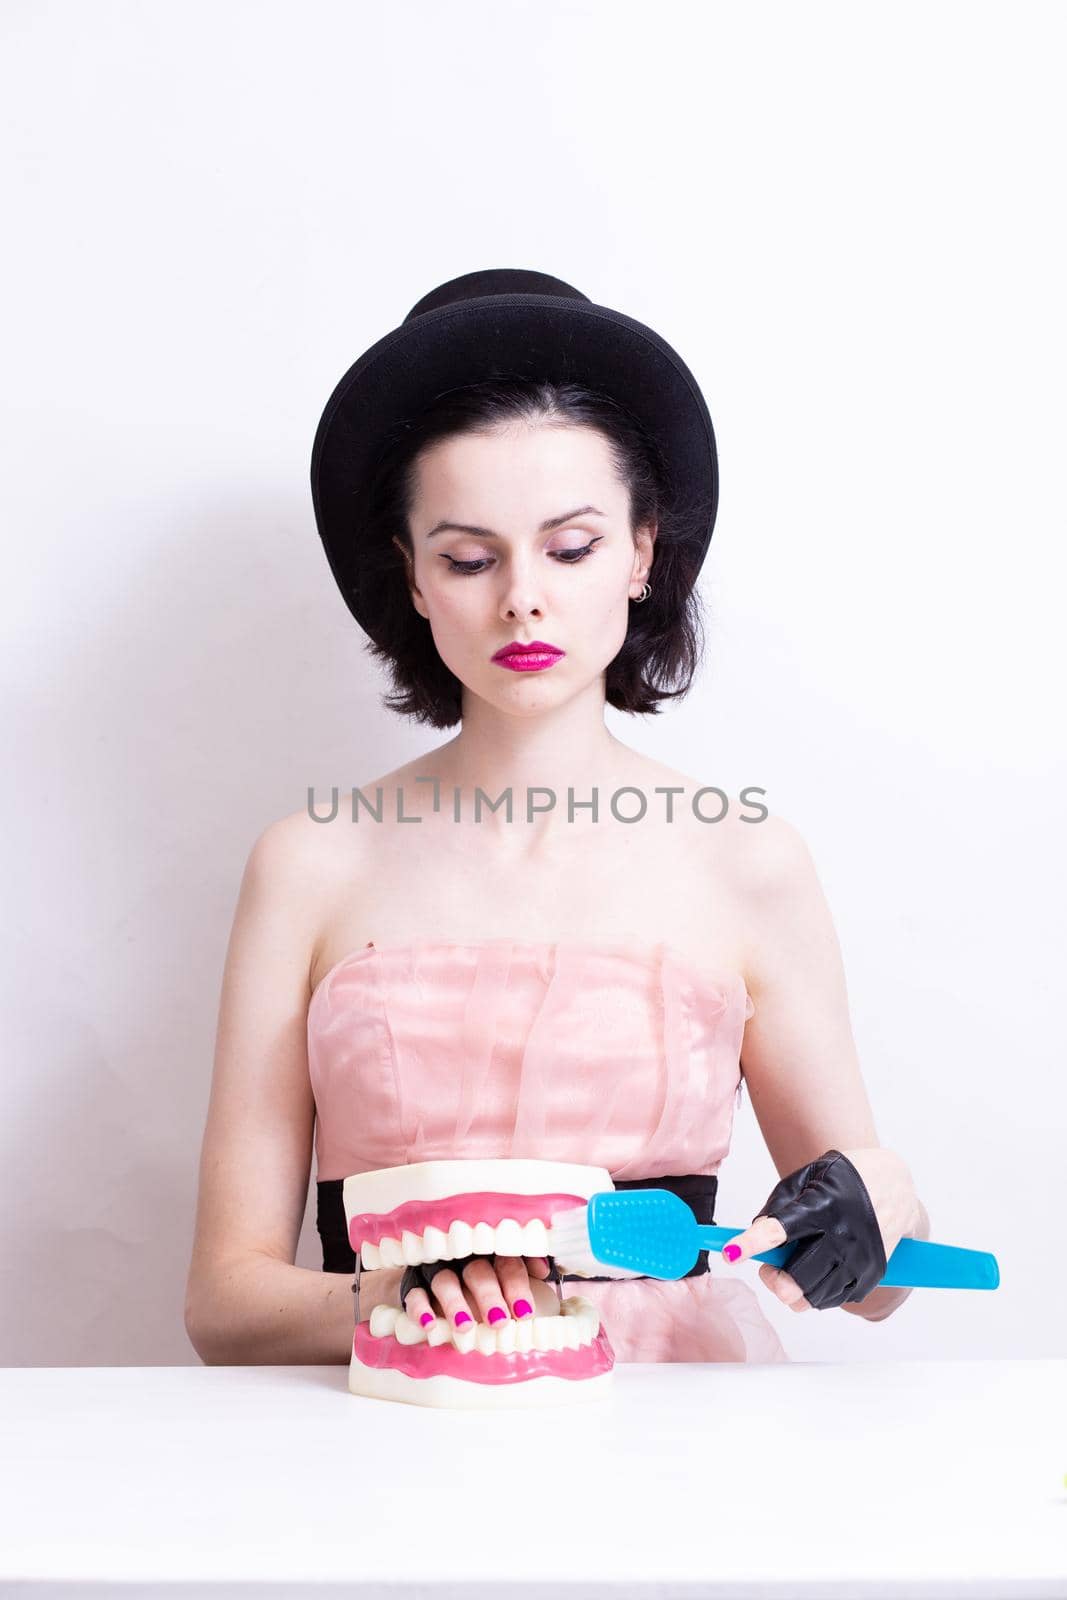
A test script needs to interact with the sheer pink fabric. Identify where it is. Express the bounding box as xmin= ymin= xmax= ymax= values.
xmin=308 ymin=937 xmax=789 ymax=1364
